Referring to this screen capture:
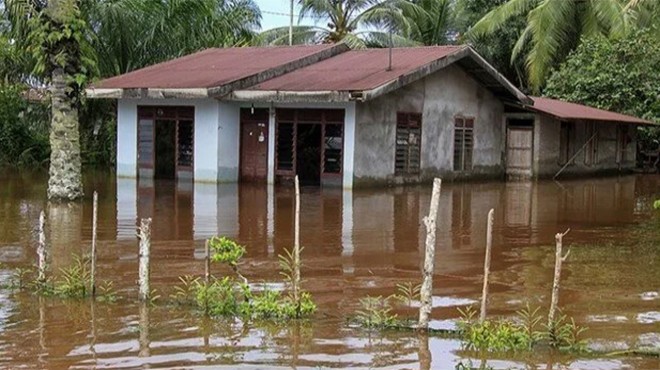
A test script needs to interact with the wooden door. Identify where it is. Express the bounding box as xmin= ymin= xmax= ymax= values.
xmin=240 ymin=109 xmax=269 ymax=182
xmin=506 ymin=127 xmax=533 ymax=179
